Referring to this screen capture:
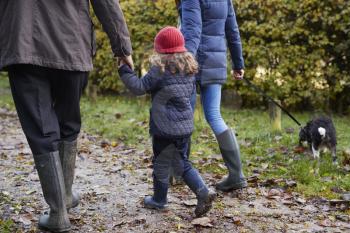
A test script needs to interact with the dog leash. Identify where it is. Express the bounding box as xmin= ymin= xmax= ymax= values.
xmin=242 ymin=77 xmax=302 ymax=127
